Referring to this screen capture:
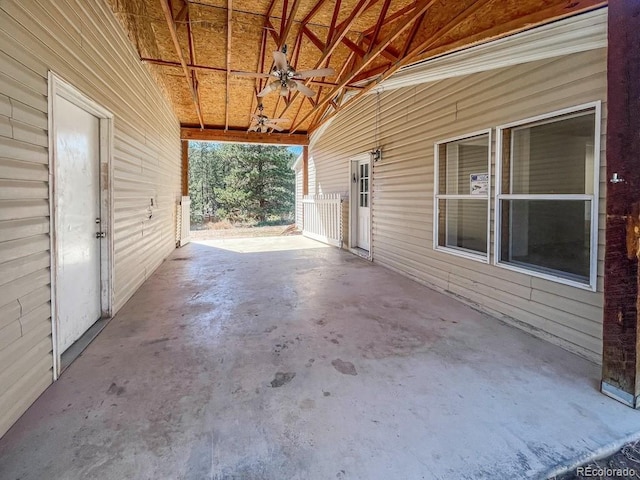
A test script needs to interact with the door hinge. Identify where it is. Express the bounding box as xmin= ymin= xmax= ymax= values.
xmin=96 ymin=231 xmax=105 ymax=238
